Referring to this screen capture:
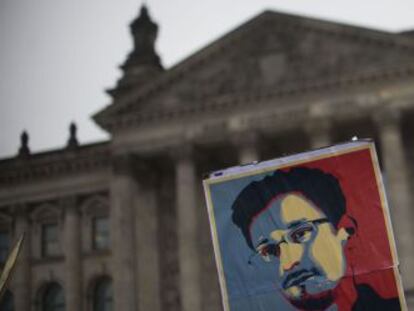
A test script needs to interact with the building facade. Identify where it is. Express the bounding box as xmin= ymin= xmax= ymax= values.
xmin=2 ymin=5 xmax=414 ymax=311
